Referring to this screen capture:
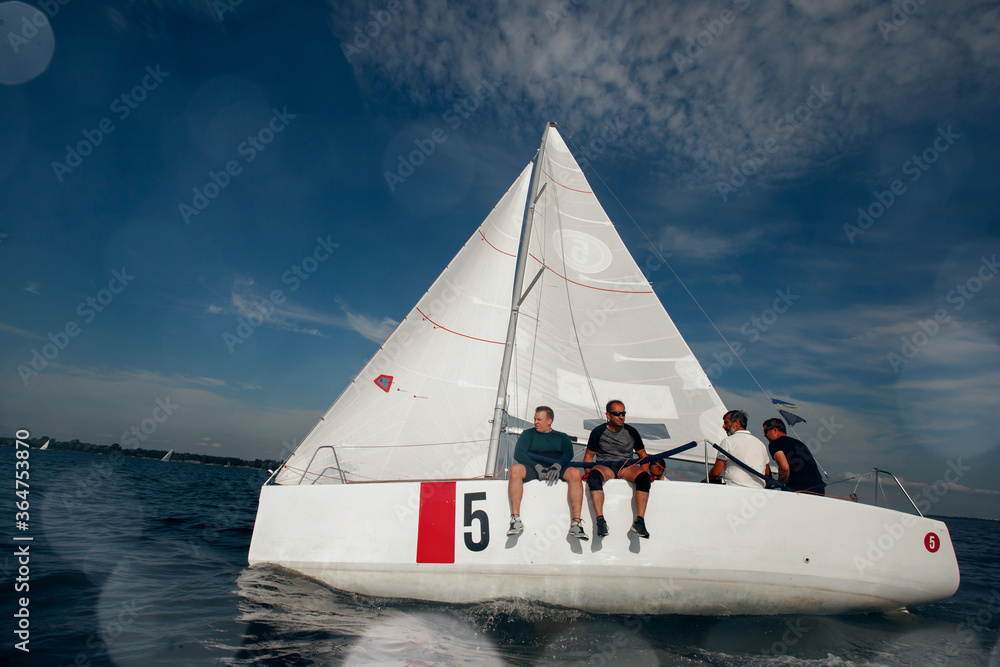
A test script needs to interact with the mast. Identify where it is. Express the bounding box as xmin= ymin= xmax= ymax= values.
xmin=484 ymin=123 xmax=553 ymax=476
